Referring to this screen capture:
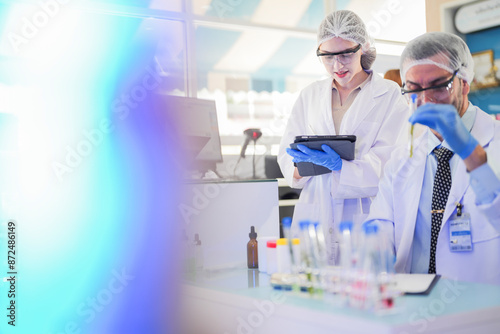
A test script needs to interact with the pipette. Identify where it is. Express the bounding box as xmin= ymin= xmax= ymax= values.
xmin=408 ymin=94 xmax=417 ymax=158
